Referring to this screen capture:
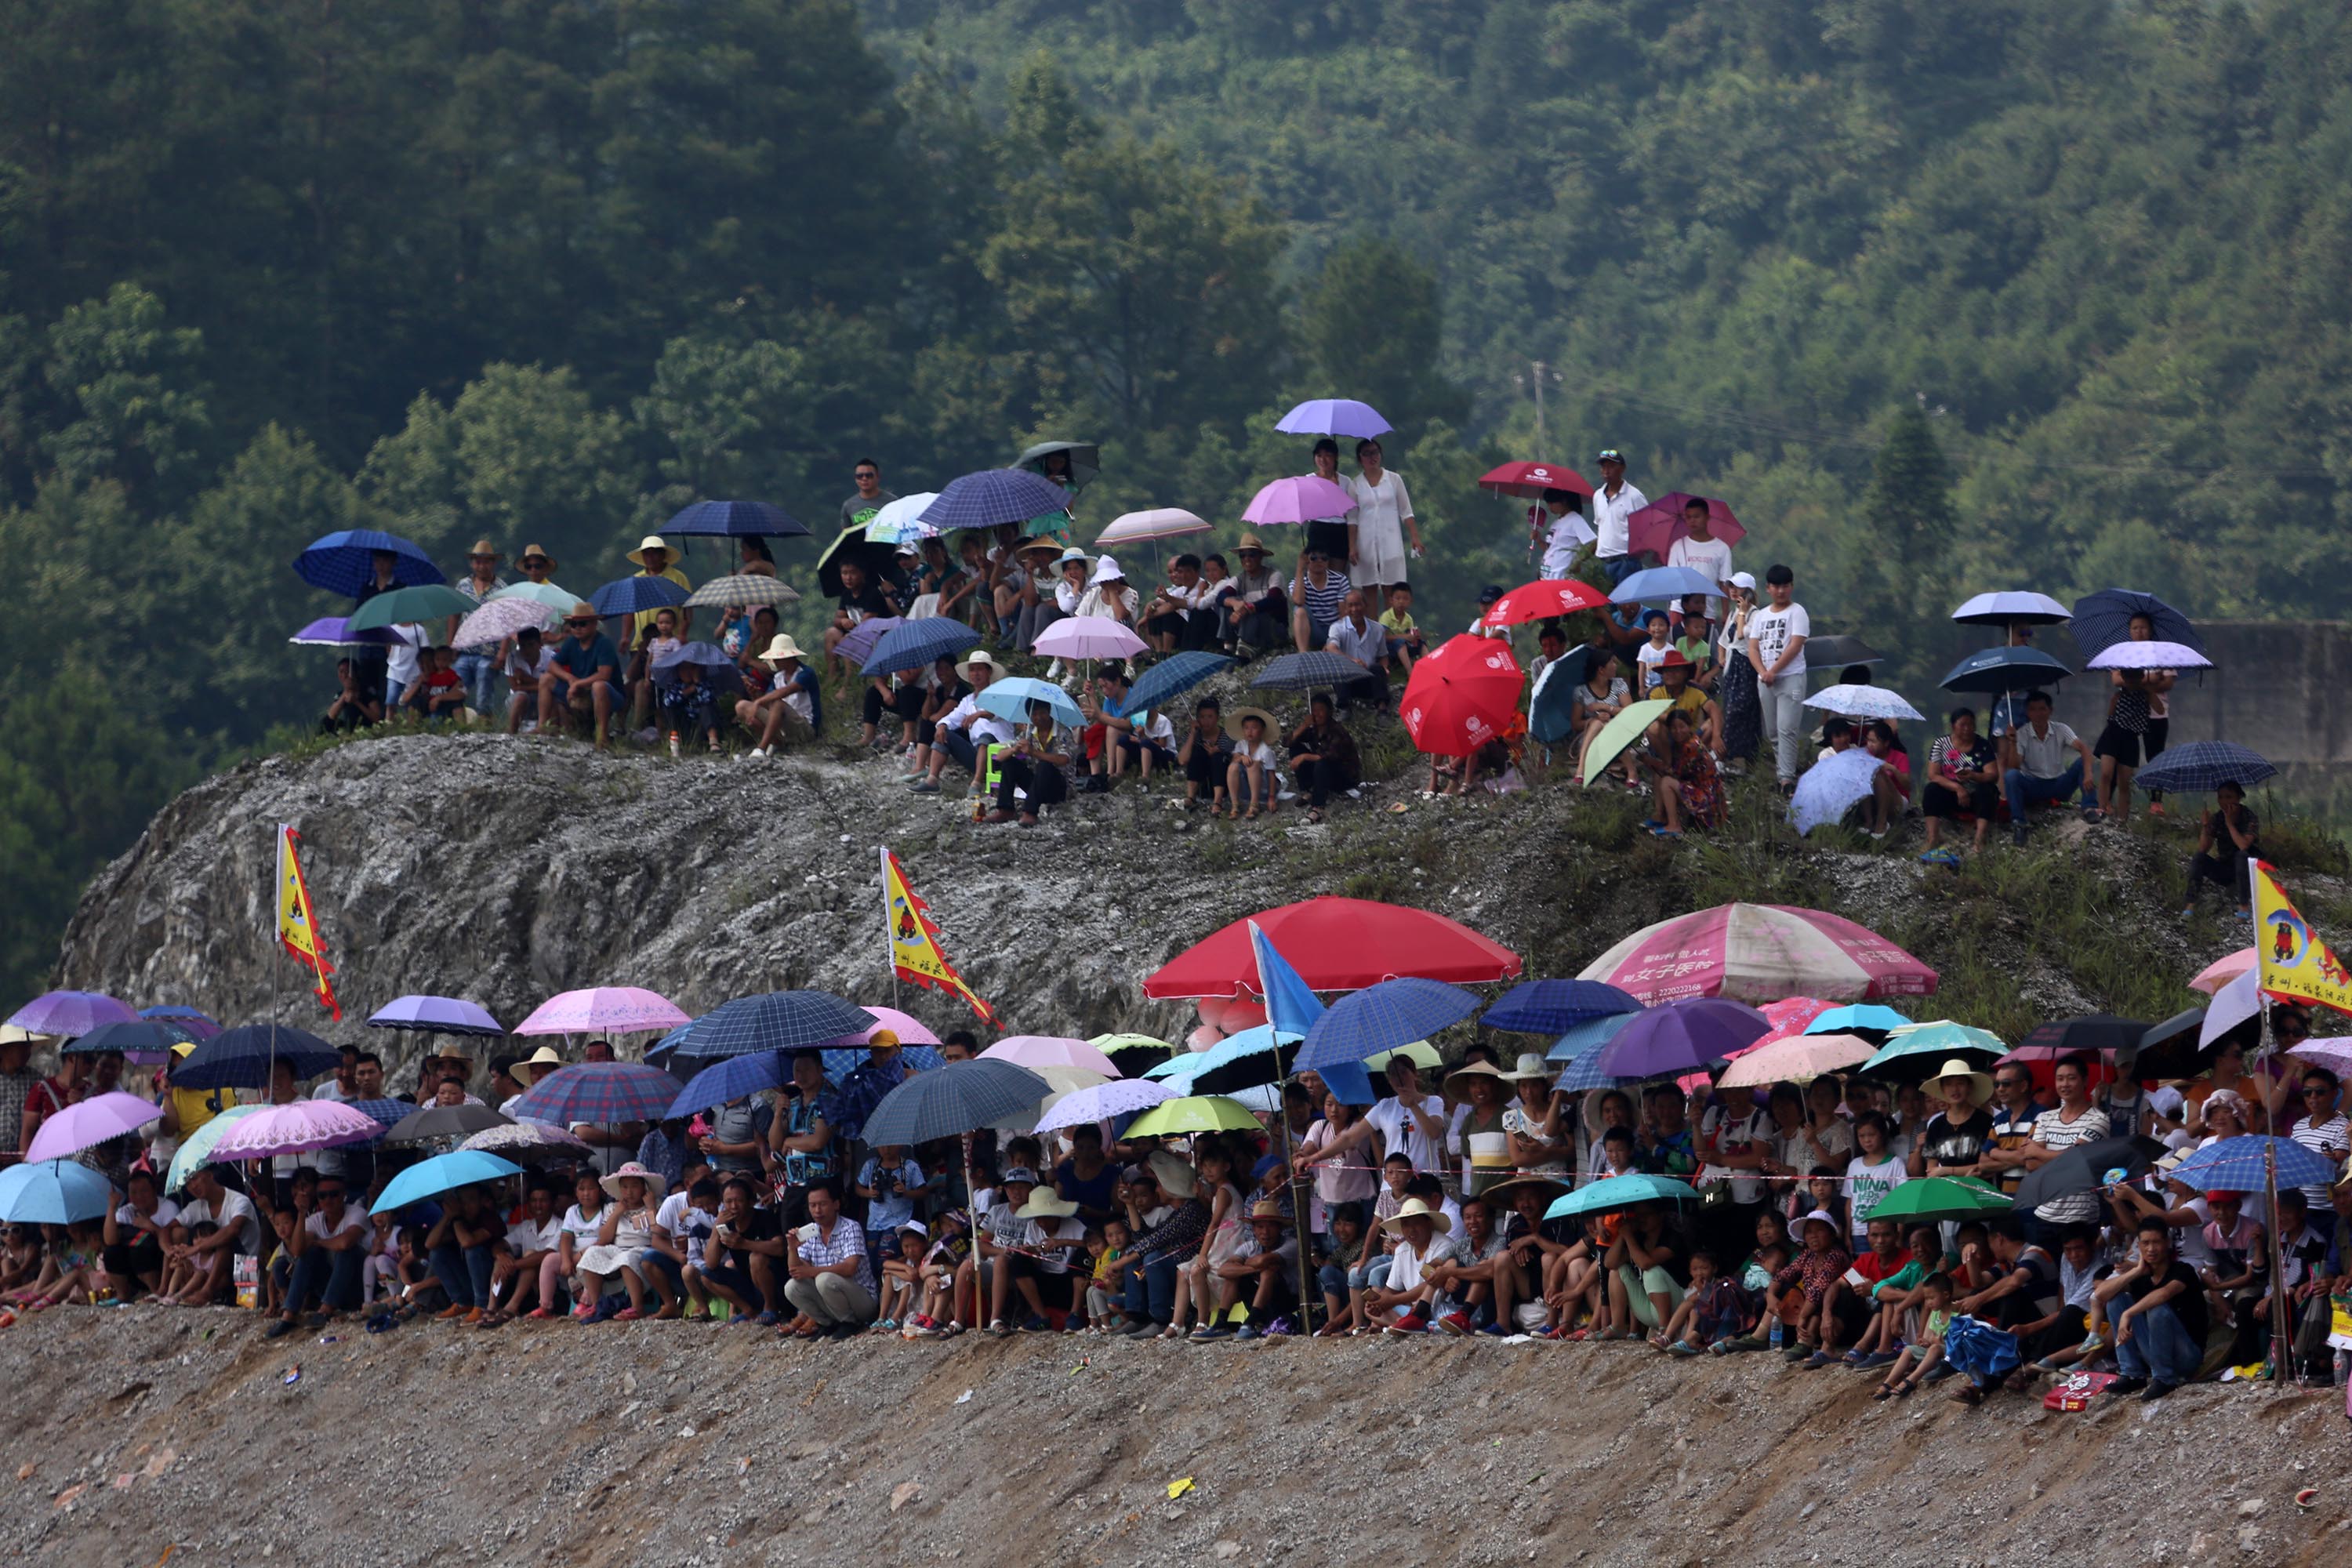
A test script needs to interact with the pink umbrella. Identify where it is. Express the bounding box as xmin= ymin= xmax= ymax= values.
xmin=205 ymin=1100 xmax=383 ymax=1161
xmin=514 ymin=987 xmax=691 ymax=1037
xmin=1241 ymin=474 xmax=1355 ymax=526
xmin=811 ymin=1005 xmax=942 ymax=1050
xmin=1034 ymin=619 xmax=1148 ymax=661
xmin=2189 ymin=948 xmax=2255 ymax=996
xmin=24 ymin=1091 xmax=165 ymax=1162
xmin=1097 ymin=509 xmax=1210 ymax=546
xmin=1580 ymin=904 xmax=1936 ymax=1007
xmin=1624 ymin=492 xmax=1748 ymax=561
xmin=1716 ymin=1033 xmax=1876 ymax=1091
xmin=979 ymin=1036 xmax=1122 ymax=1078
xmin=454 ymin=594 xmax=557 ymax=650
